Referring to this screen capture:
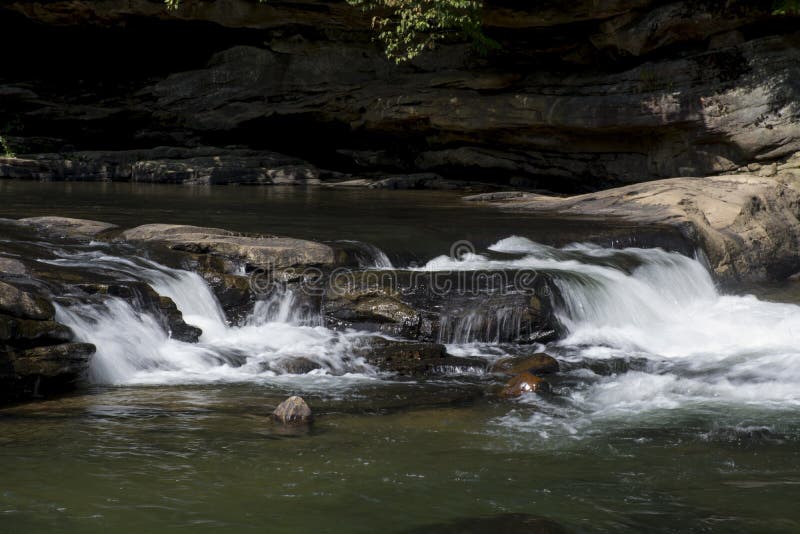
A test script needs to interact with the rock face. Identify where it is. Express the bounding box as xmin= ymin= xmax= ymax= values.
xmin=1 ymin=1 xmax=799 ymax=189
xmin=1 ymin=147 xmax=319 ymax=185
xmin=477 ymin=173 xmax=800 ymax=283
